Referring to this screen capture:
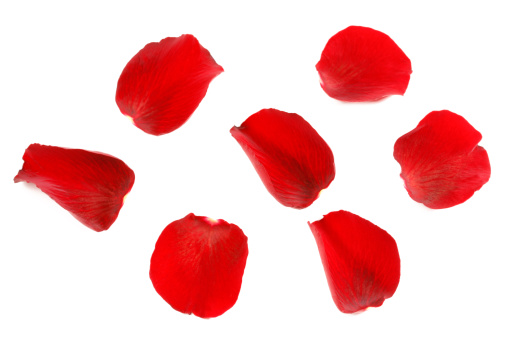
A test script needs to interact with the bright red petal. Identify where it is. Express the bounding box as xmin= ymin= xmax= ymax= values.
xmin=230 ymin=108 xmax=335 ymax=209
xmin=316 ymin=26 xmax=412 ymax=102
xmin=394 ymin=110 xmax=491 ymax=209
xmin=309 ymin=211 xmax=400 ymax=314
xmin=150 ymin=214 xmax=248 ymax=319
xmin=116 ymin=34 xmax=224 ymax=136
xmin=14 ymin=144 xmax=135 ymax=232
